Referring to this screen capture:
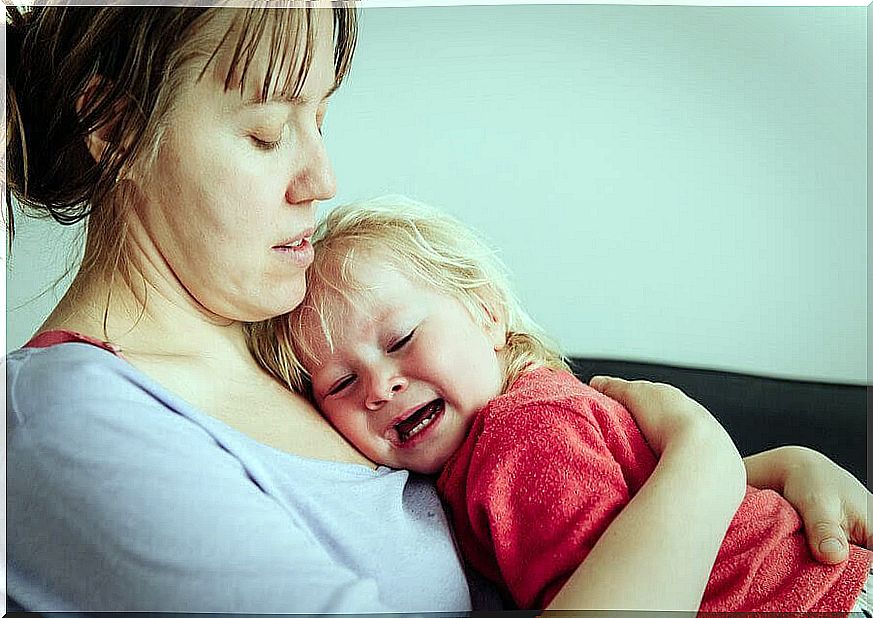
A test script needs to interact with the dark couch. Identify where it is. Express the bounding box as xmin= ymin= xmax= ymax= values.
xmin=569 ymin=357 xmax=868 ymax=488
